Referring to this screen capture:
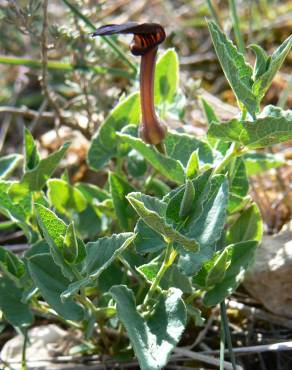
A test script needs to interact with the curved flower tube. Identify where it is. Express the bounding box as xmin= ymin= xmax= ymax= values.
xmin=92 ymin=23 xmax=167 ymax=148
